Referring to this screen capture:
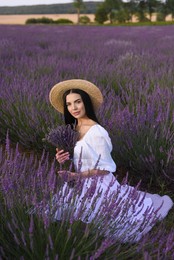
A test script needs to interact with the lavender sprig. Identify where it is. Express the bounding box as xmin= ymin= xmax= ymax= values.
xmin=43 ymin=124 xmax=79 ymax=159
